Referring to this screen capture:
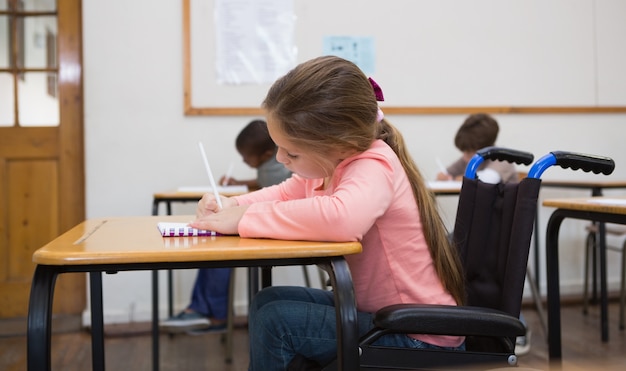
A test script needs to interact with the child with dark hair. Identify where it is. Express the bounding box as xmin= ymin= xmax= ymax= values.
xmin=436 ymin=113 xmax=518 ymax=184
xmin=221 ymin=119 xmax=292 ymax=190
